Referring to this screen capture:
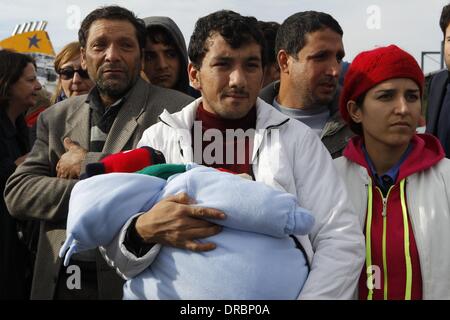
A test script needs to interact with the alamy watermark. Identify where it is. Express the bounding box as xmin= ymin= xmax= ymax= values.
xmin=366 ymin=264 xmax=381 ymax=290
xmin=366 ymin=5 xmax=381 ymax=30
xmin=176 ymin=121 xmax=282 ymax=171
xmin=66 ymin=5 xmax=81 ymax=31
xmin=66 ymin=264 xmax=81 ymax=290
